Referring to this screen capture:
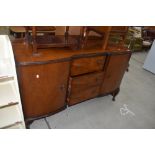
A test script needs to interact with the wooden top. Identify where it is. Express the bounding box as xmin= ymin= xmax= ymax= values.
xmin=10 ymin=26 xmax=26 ymax=33
xmin=12 ymin=36 xmax=130 ymax=66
